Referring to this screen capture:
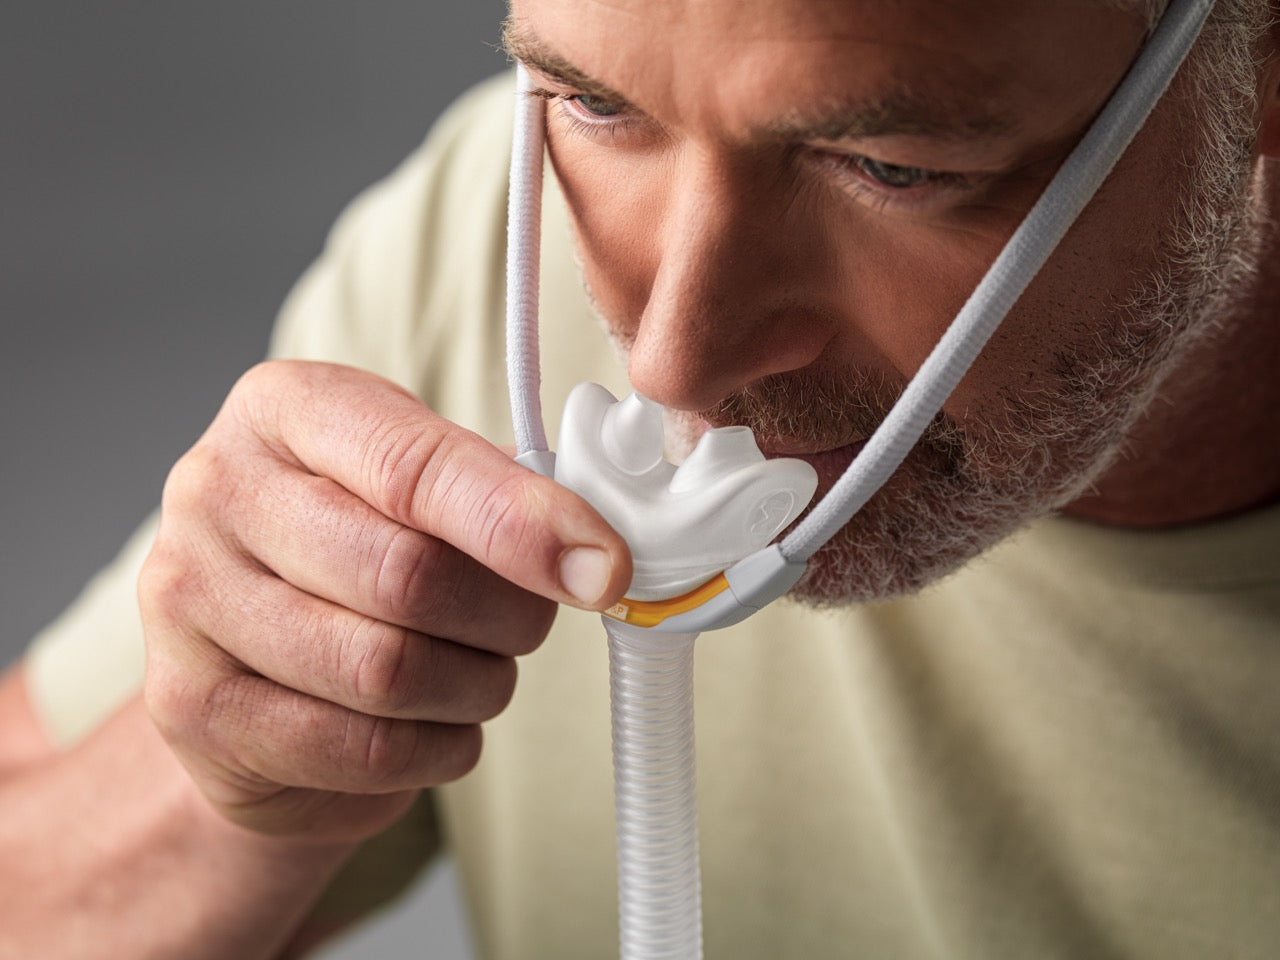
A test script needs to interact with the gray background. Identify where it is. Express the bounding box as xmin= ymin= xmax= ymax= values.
xmin=1 ymin=1 xmax=510 ymax=956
